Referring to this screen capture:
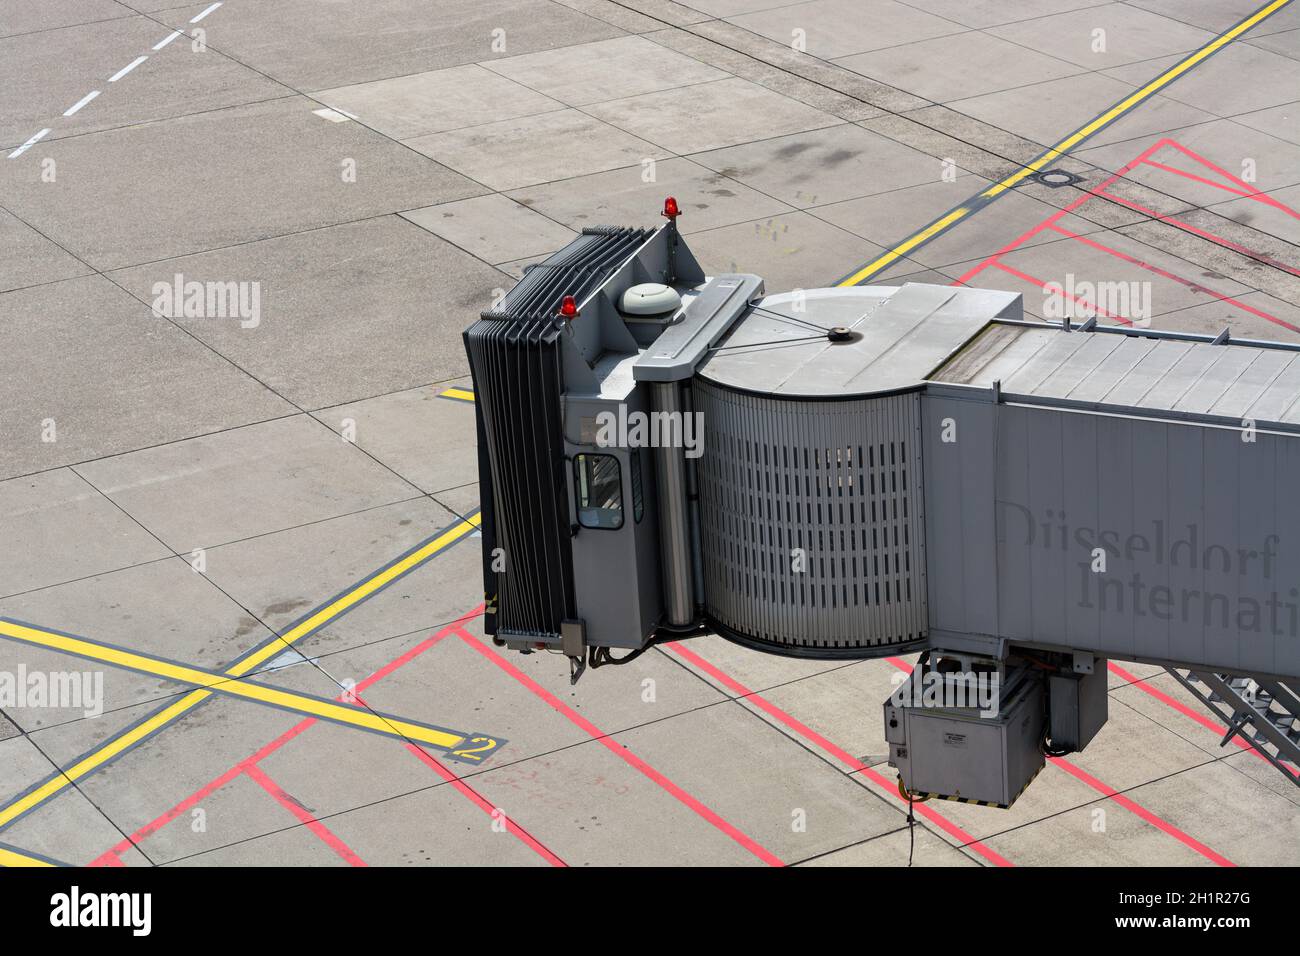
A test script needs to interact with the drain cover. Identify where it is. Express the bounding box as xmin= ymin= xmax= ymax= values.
xmin=1031 ymin=168 xmax=1085 ymax=188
